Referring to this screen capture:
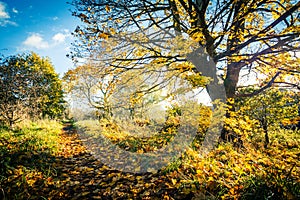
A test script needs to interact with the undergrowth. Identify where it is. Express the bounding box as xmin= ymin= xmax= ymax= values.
xmin=0 ymin=120 xmax=63 ymax=199
xmin=76 ymin=118 xmax=300 ymax=199
xmin=1 ymin=116 xmax=299 ymax=199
